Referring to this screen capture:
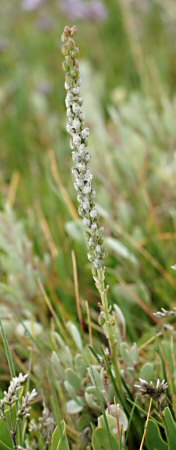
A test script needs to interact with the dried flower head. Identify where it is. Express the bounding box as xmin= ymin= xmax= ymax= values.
xmin=29 ymin=402 xmax=54 ymax=445
xmin=0 ymin=372 xmax=37 ymax=450
xmin=154 ymin=307 xmax=176 ymax=318
xmin=39 ymin=403 xmax=55 ymax=436
xmin=62 ymin=26 xmax=106 ymax=272
xmin=134 ymin=378 xmax=168 ymax=400
xmin=18 ymin=388 xmax=37 ymax=418
xmin=1 ymin=373 xmax=28 ymax=406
